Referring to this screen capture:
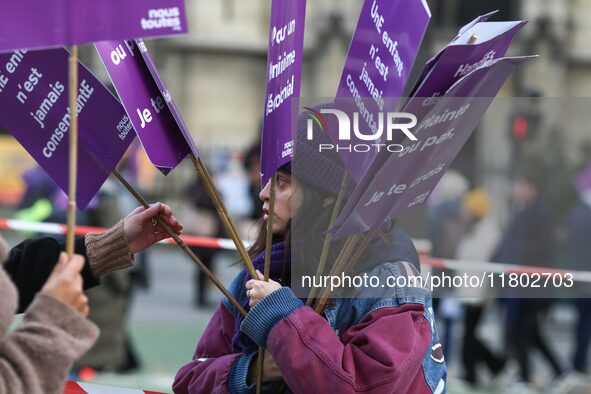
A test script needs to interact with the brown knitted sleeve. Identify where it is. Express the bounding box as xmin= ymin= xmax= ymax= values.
xmin=84 ymin=220 xmax=133 ymax=278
